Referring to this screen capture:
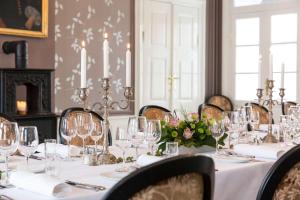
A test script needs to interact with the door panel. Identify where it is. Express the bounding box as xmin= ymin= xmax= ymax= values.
xmin=143 ymin=0 xmax=171 ymax=109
